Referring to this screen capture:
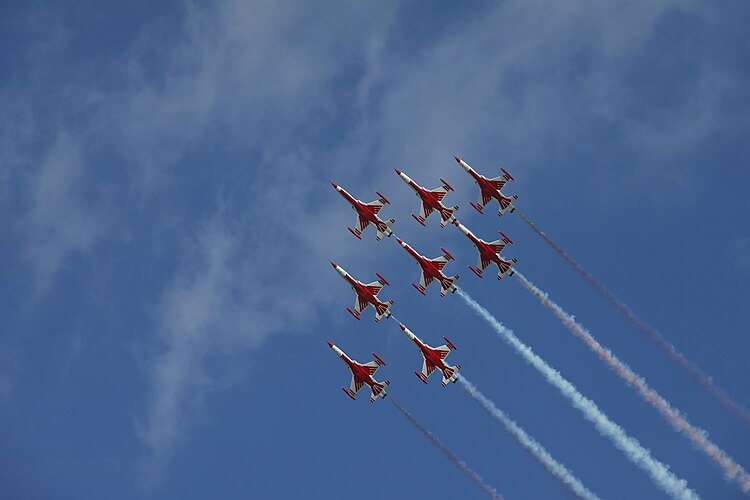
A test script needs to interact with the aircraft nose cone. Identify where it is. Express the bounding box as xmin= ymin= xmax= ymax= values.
xmin=399 ymin=324 xmax=406 ymax=331
xmin=396 ymin=237 xmax=403 ymax=244
xmin=454 ymin=156 xmax=461 ymax=163
xmin=452 ymin=220 xmax=459 ymax=226
xmin=327 ymin=341 xmax=334 ymax=348
xmin=330 ymin=261 xmax=337 ymax=268
xmin=394 ymin=168 xmax=401 ymax=175
xmin=330 ymin=182 xmax=338 ymax=189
